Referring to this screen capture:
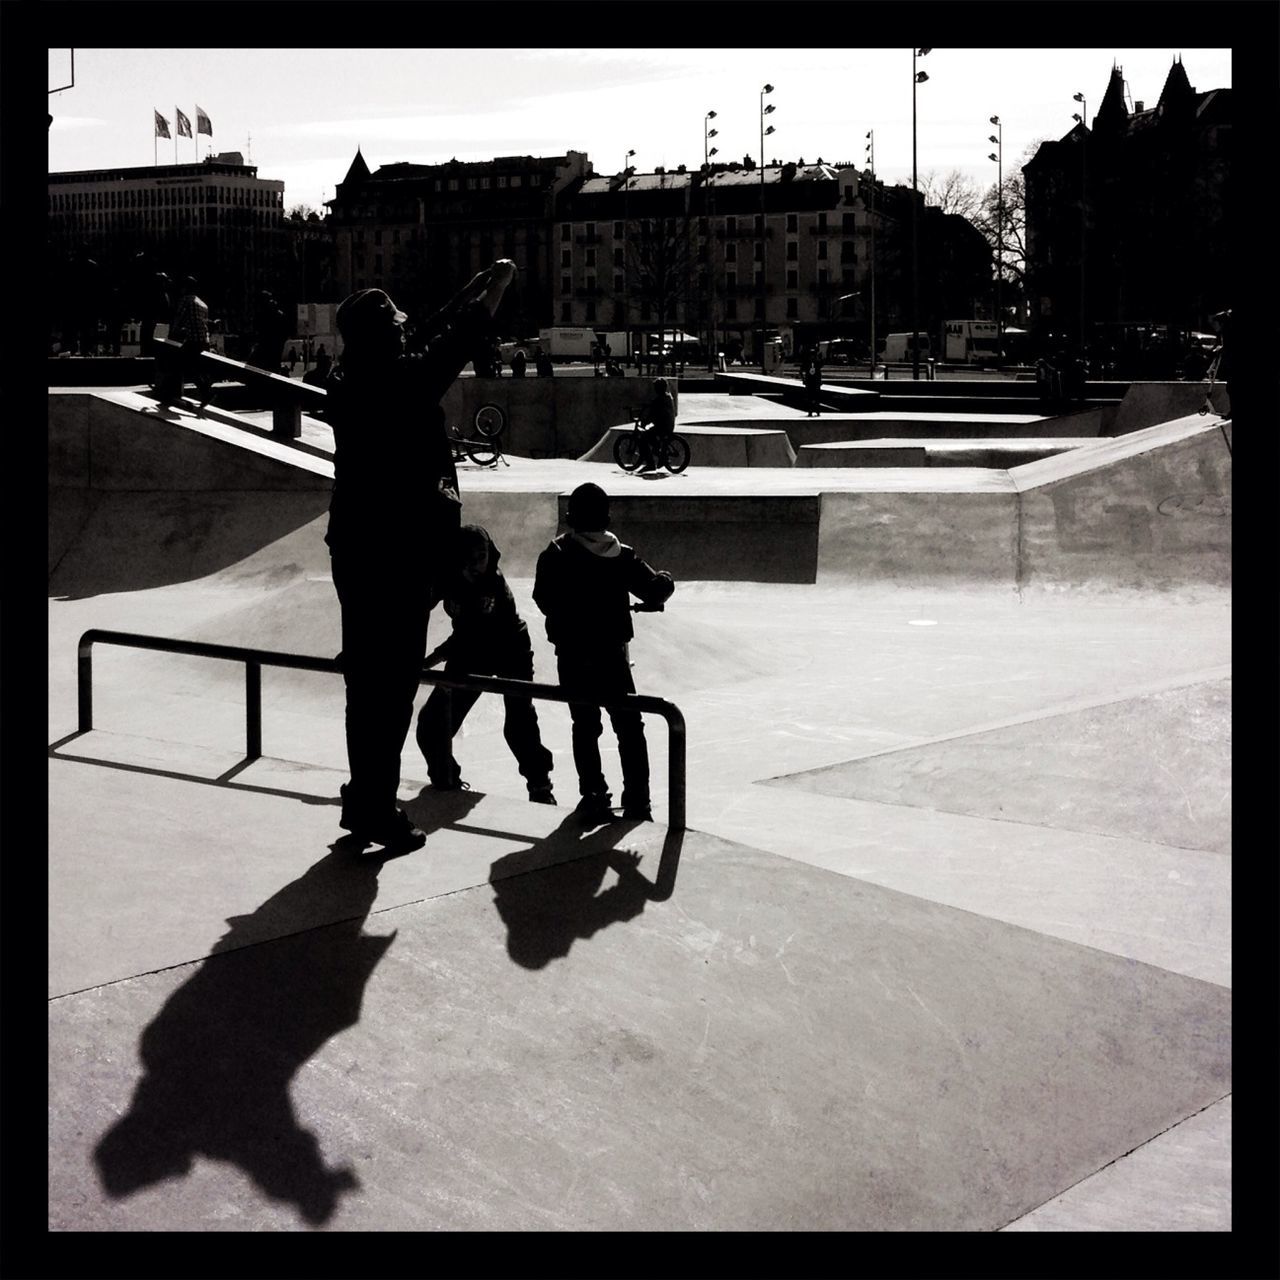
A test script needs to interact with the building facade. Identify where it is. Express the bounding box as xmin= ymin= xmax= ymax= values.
xmin=47 ymin=153 xmax=287 ymax=345
xmin=1023 ymin=58 xmax=1230 ymax=348
xmin=325 ymin=149 xmax=591 ymax=338
xmin=555 ymin=159 xmax=989 ymax=362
